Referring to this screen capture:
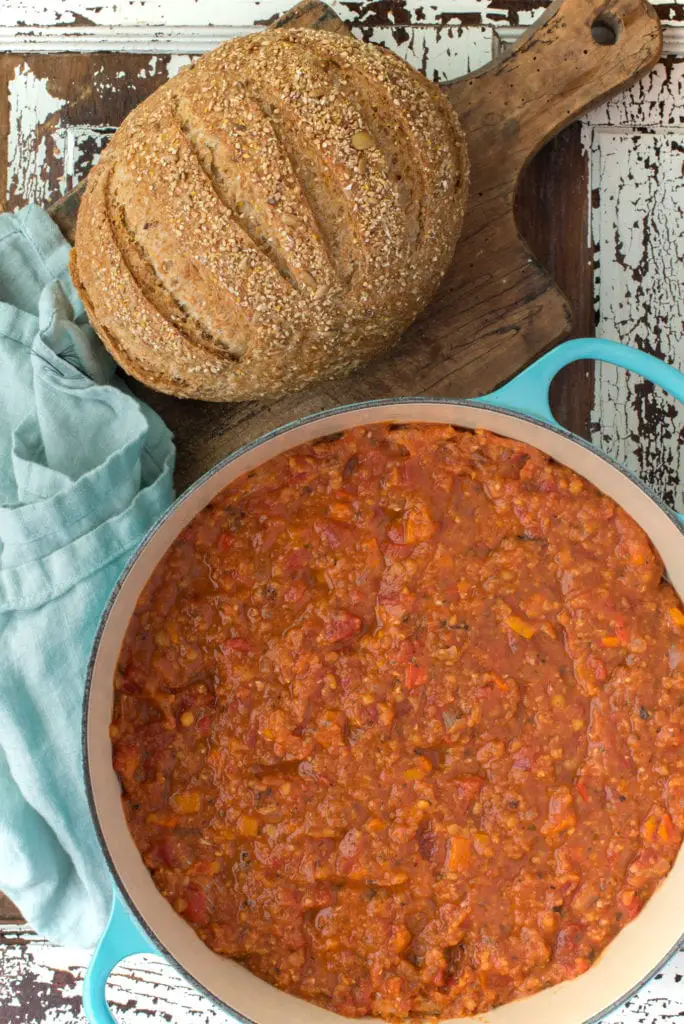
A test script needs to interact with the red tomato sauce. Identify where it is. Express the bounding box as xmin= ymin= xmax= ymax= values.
xmin=112 ymin=424 xmax=684 ymax=1019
